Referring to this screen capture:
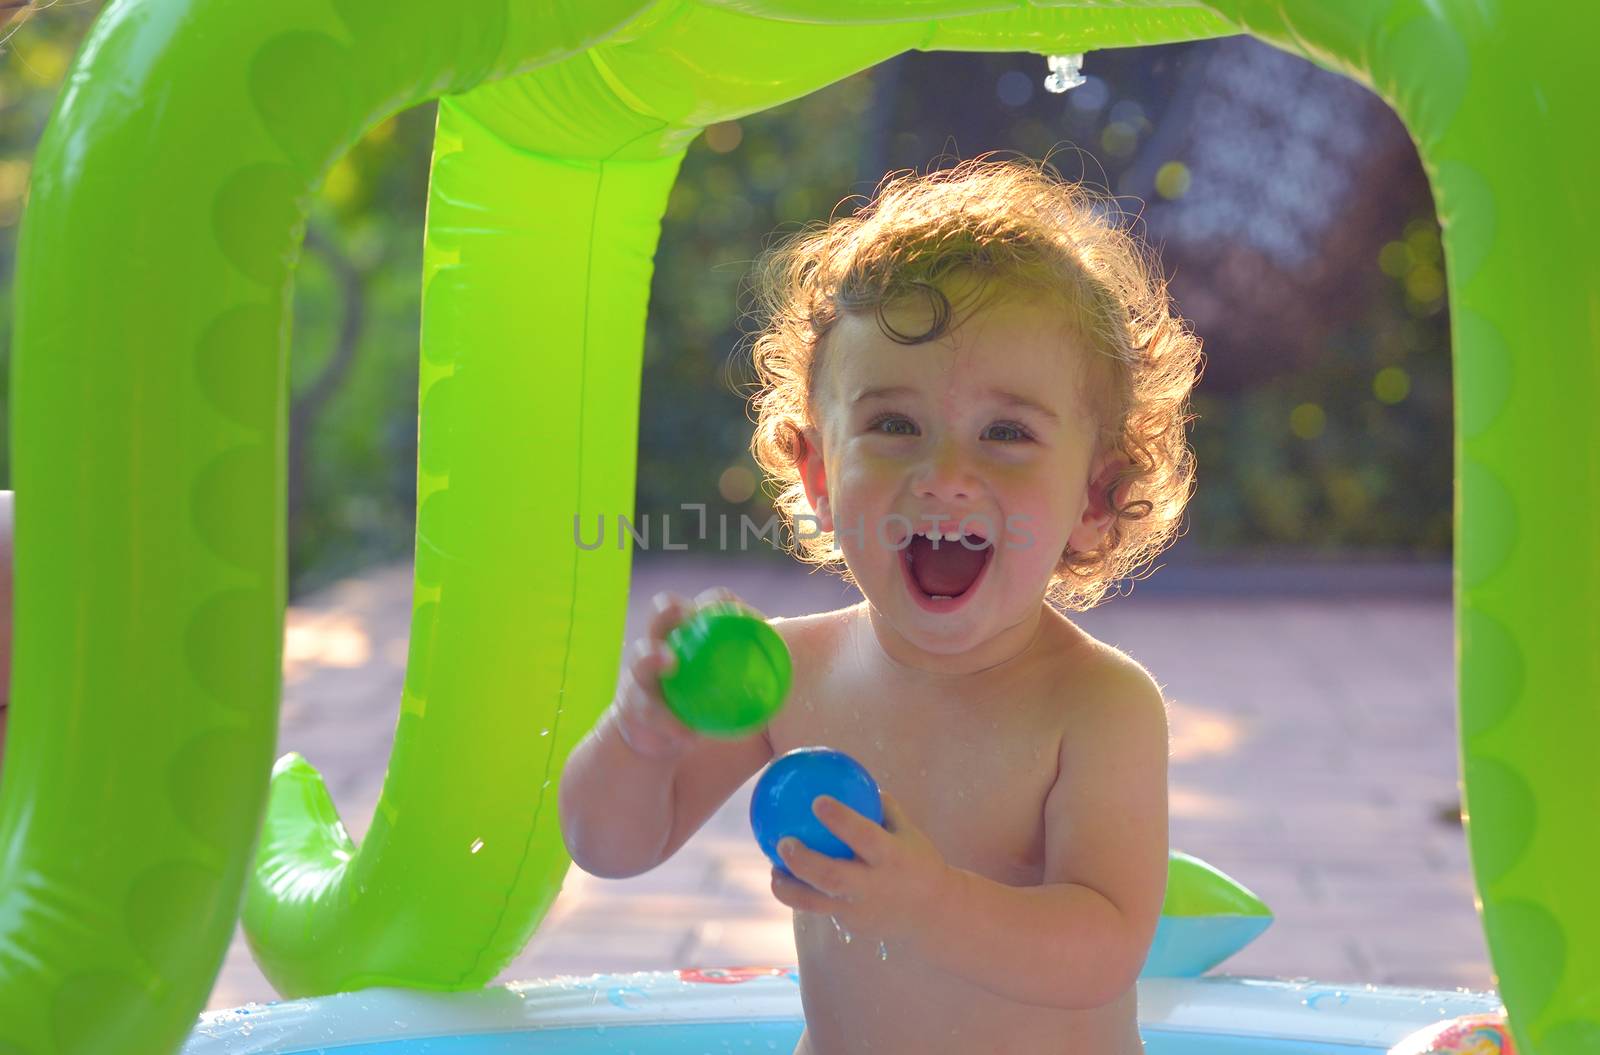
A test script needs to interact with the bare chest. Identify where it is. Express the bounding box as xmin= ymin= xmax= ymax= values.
xmin=765 ymin=614 xmax=1144 ymax=1055
xmin=765 ymin=649 xmax=1063 ymax=888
